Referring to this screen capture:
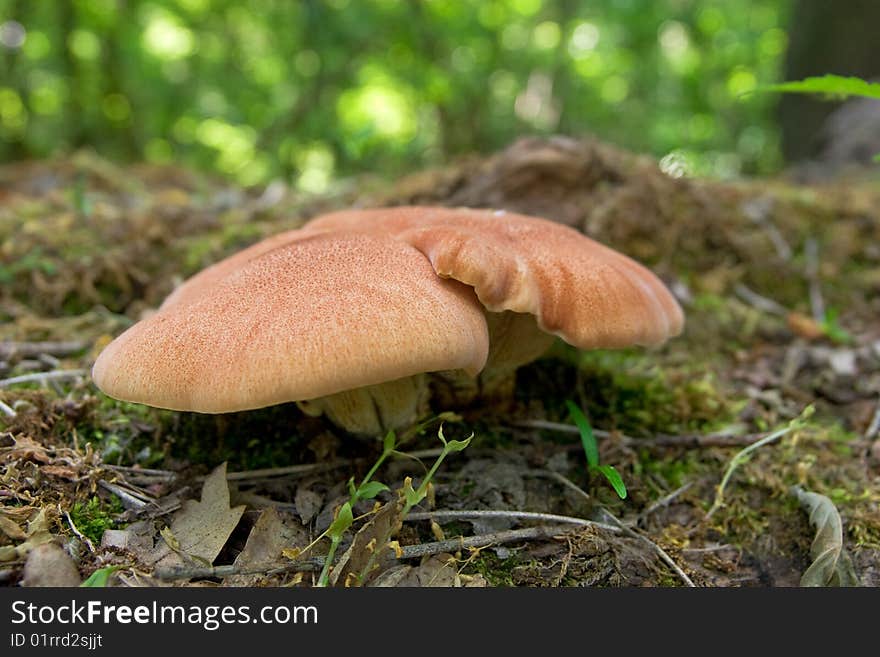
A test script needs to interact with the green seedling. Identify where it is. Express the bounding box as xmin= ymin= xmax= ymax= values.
xmin=80 ymin=565 xmax=123 ymax=587
xmin=565 ymin=400 xmax=627 ymax=499
xmin=401 ymin=424 xmax=472 ymax=514
xmin=315 ymin=430 xmax=396 ymax=587
xmin=819 ymin=308 xmax=853 ymax=345
xmin=706 ymin=404 xmax=815 ymax=520
xmin=312 ymin=423 xmax=472 ymax=587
